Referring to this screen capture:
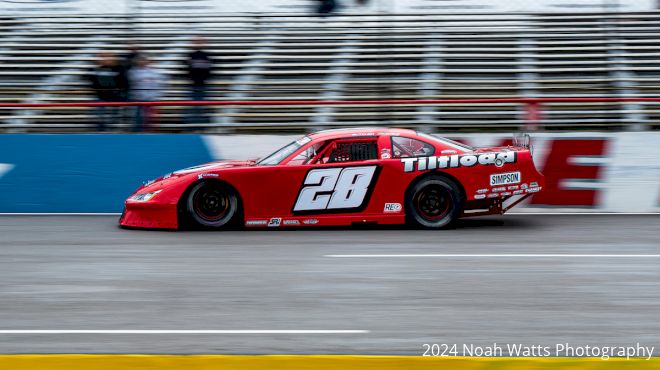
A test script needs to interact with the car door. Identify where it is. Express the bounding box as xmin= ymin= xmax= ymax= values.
xmin=284 ymin=137 xmax=382 ymax=216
